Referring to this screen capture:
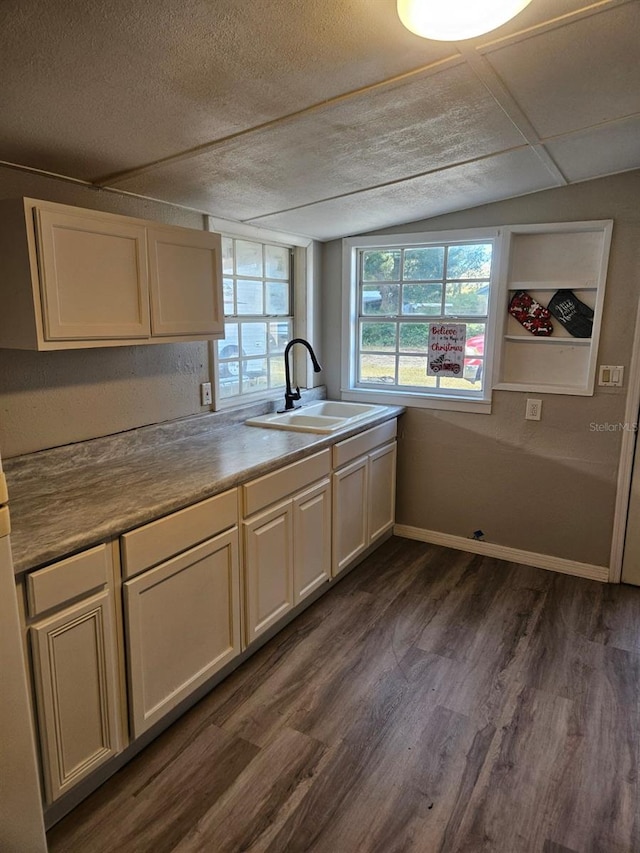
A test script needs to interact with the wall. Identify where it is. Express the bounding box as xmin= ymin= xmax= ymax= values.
xmin=0 ymin=166 xmax=214 ymax=458
xmin=322 ymin=171 xmax=640 ymax=568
